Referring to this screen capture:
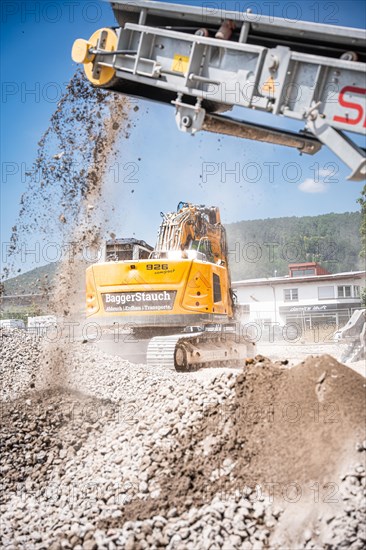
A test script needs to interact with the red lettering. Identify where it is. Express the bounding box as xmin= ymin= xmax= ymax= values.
xmin=333 ymin=86 xmax=366 ymax=127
